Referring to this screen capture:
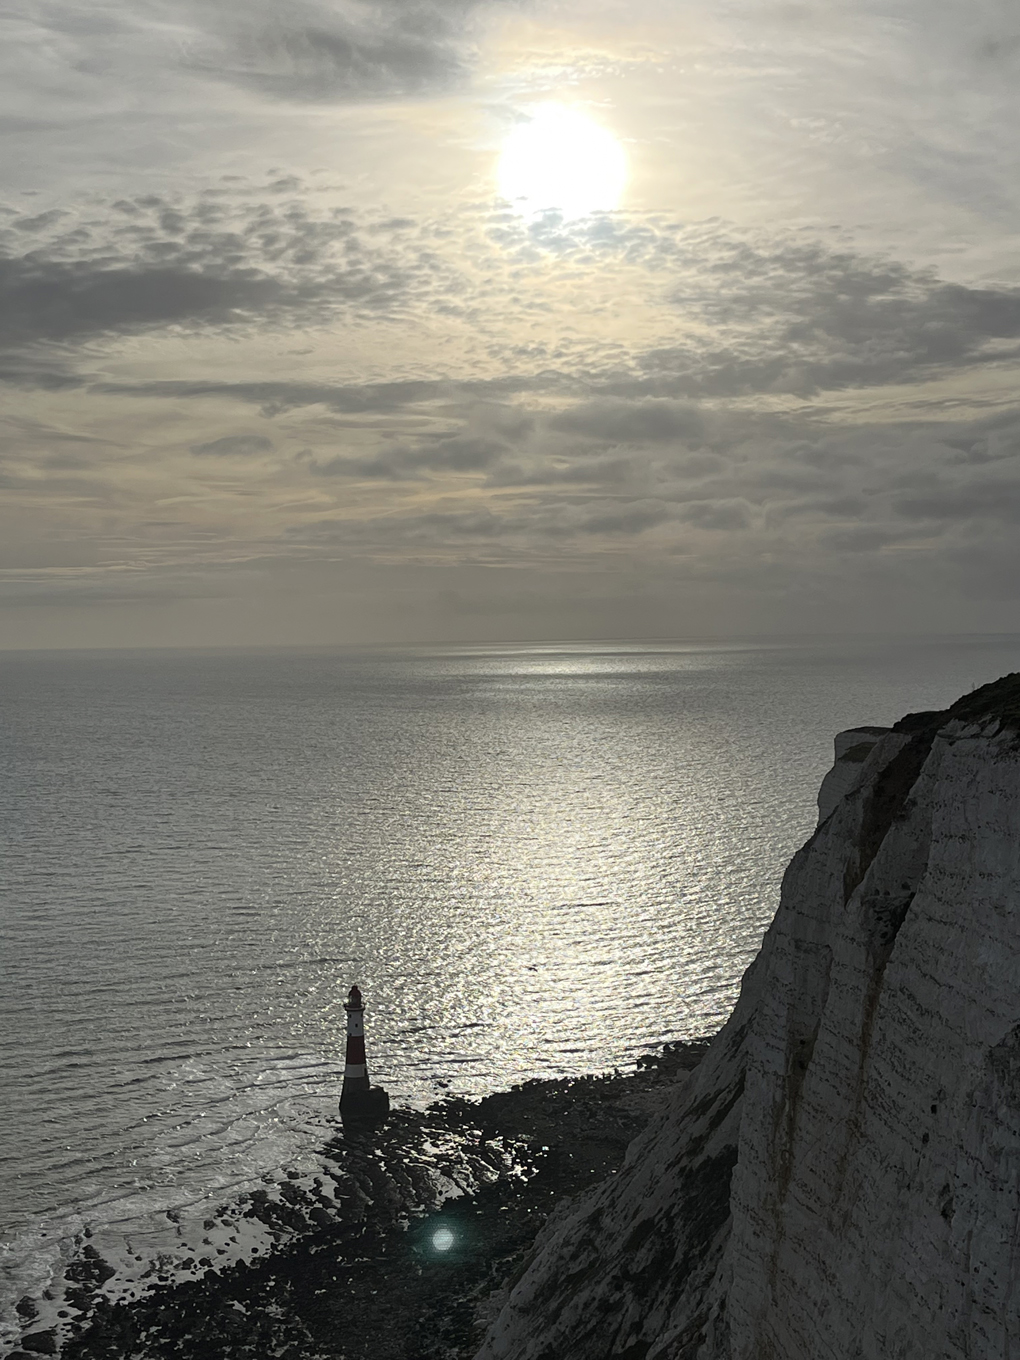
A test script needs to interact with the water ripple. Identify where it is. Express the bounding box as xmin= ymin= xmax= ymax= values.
xmin=3 ymin=636 xmax=1020 ymax=1336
